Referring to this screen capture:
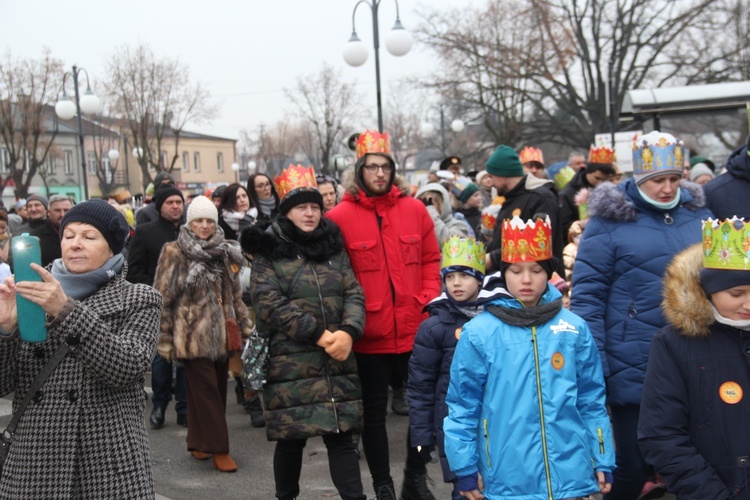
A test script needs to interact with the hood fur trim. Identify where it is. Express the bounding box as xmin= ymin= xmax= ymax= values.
xmin=588 ymin=179 xmax=706 ymax=222
xmin=341 ymin=166 xmax=411 ymax=197
xmin=661 ymin=243 xmax=714 ymax=337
